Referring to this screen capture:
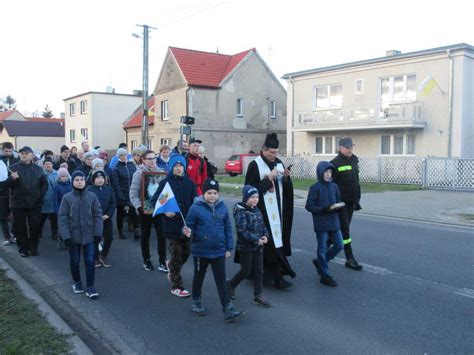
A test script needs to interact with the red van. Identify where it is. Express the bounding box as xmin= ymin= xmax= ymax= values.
xmin=224 ymin=154 xmax=258 ymax=176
